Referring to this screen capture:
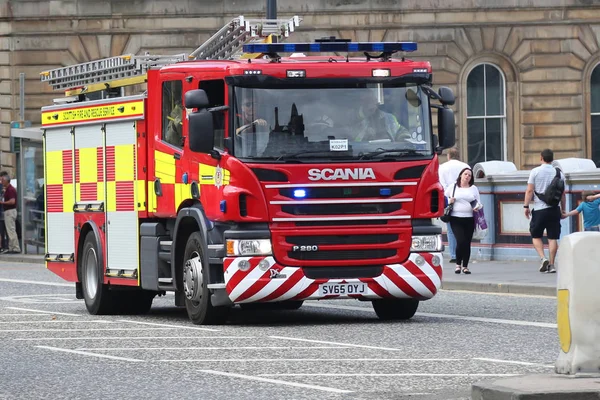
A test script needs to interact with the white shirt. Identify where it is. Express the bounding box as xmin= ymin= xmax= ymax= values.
xmin=527 ymin=164 xmax=564 ymax=211
xmin=439 ymin=159 xmax=470 ymax=190
xmin=444 ymin=184 xmax=481 ymax=218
